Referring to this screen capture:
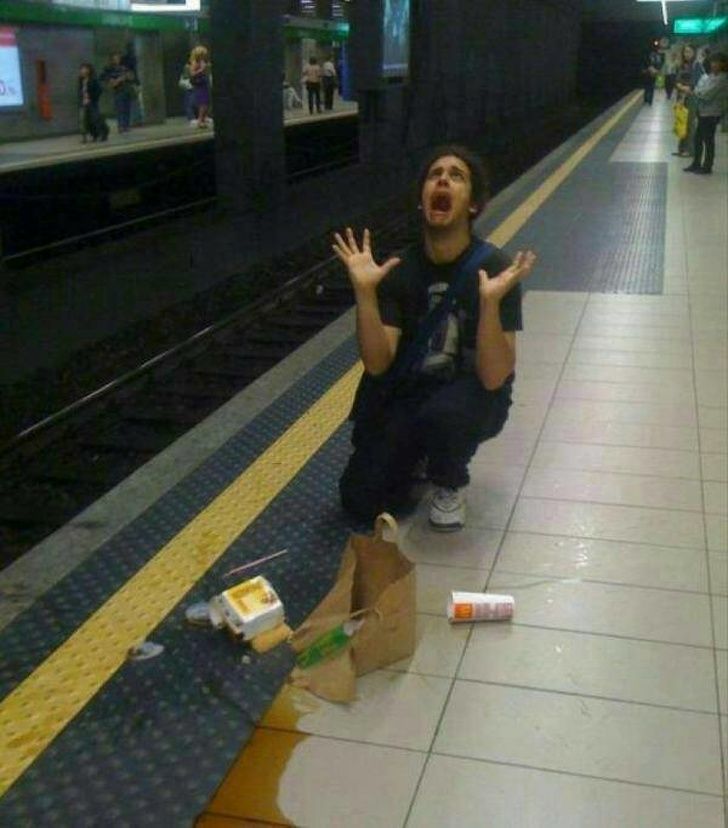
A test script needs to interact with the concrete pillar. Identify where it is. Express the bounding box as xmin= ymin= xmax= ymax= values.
xmin=315 ymin=0 xmax=333 ymax=19
xmin=209 ymin=0 xmax=286 ymax=215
